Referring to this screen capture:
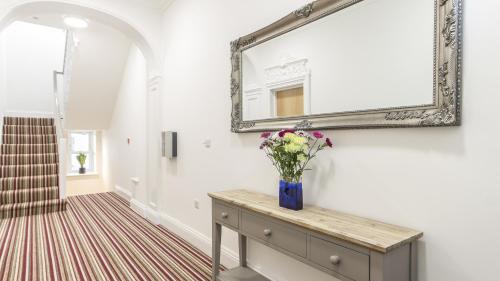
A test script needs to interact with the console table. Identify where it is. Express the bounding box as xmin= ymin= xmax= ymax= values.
xmin=209 ymin=190 xmax=423 ymax=281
